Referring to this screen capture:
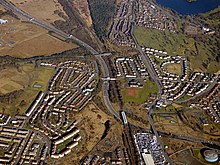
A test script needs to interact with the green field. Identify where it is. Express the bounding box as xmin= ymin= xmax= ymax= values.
xmin=56 ymin=138 xmax=74 ymax=153
xmin=166 ymin=63 xmax=182 ymax=75
xmin=121 ymin=80 xmax=158 ymax=104
xmin=134 ymin=26 xmax=219 ymax=73
xmin=202 ymin=6 xmax=220 ymax=26
xmin=0 ymin=64 xmax=55 ymax=116
xmin=134 ymin=26 xmax=195 ymax=55
xmin=154 ymin=105 xmax=177 ymax=113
